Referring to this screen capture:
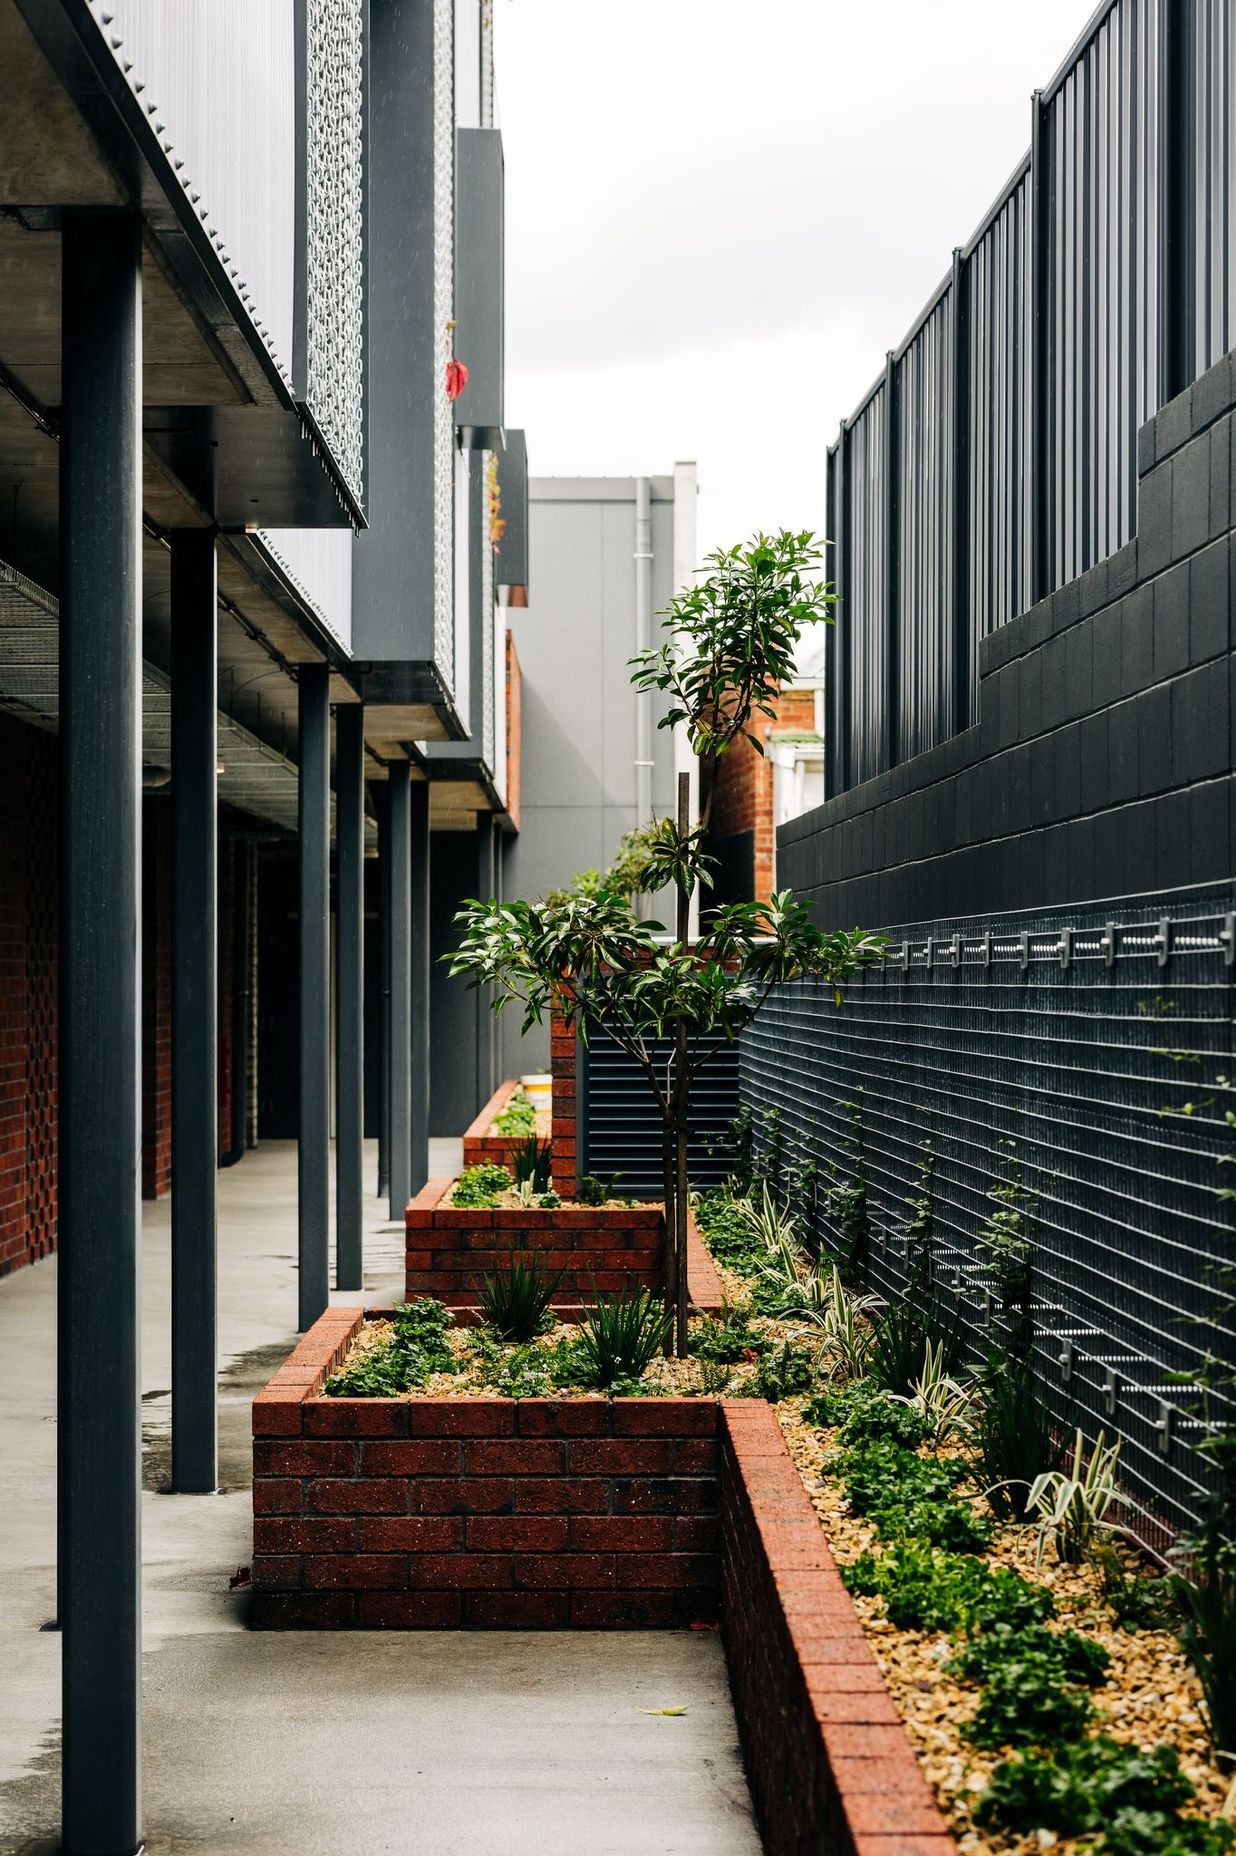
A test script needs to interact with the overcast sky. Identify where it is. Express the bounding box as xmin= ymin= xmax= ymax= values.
xmin=495 ymin=0 xmax=1095 ymax=568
